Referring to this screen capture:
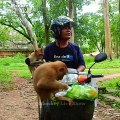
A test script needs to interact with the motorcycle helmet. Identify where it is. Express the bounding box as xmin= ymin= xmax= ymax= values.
xmin=50 ymin=16 xmax=74 ymax=40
